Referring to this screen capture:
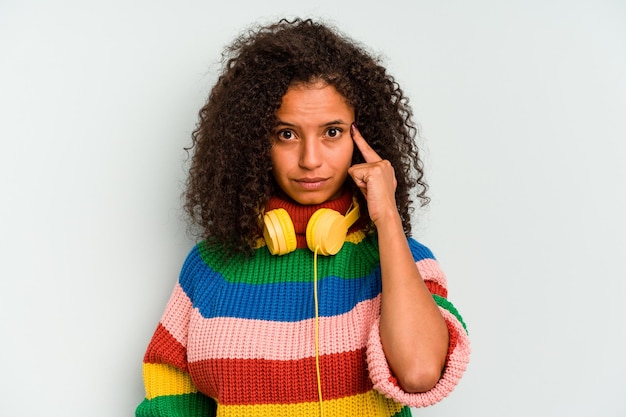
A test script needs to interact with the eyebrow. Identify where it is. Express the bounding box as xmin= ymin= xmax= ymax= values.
xmin=275 ymin=119 xmax=350 ymax=127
